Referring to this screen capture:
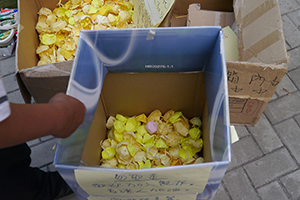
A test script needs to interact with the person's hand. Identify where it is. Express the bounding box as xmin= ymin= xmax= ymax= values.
xmin=48 ymin=93 xmax=86 ymax=138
